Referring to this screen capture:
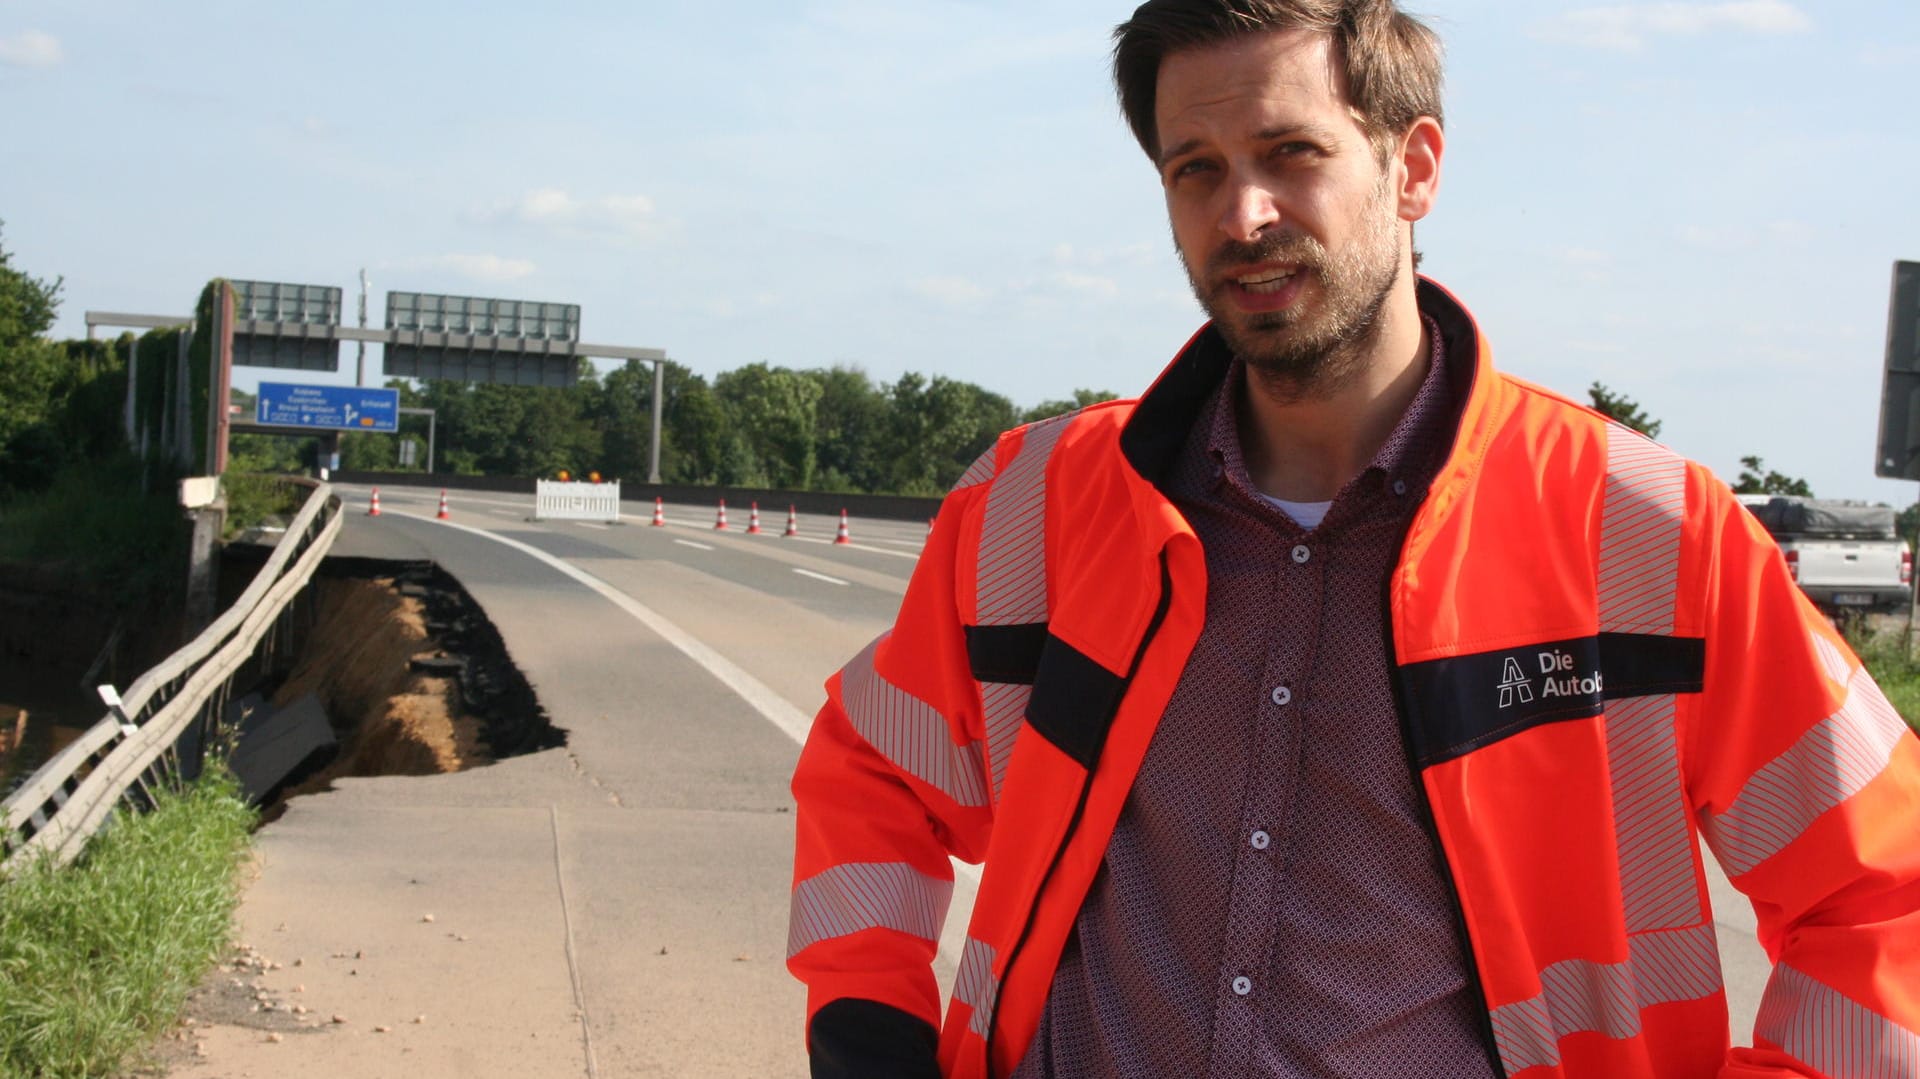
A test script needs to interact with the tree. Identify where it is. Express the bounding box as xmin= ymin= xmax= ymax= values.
xmin=1587 ymin=382 xmax=1661 ymax=439
xmin=808 ymin=365 xmax=888 ymax=492
xmin=882 ymin=373 xmax=1018 ymax=495
xmin=1732 ymin=455 xmax=1813 ymax=498
xmin=1021 ymin=388 xmax=1120 ymax=425
xmin=0 ymin=219 xmax=62 ymax=349
xmin=715 ymin=362 xmax=823 ymax=489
